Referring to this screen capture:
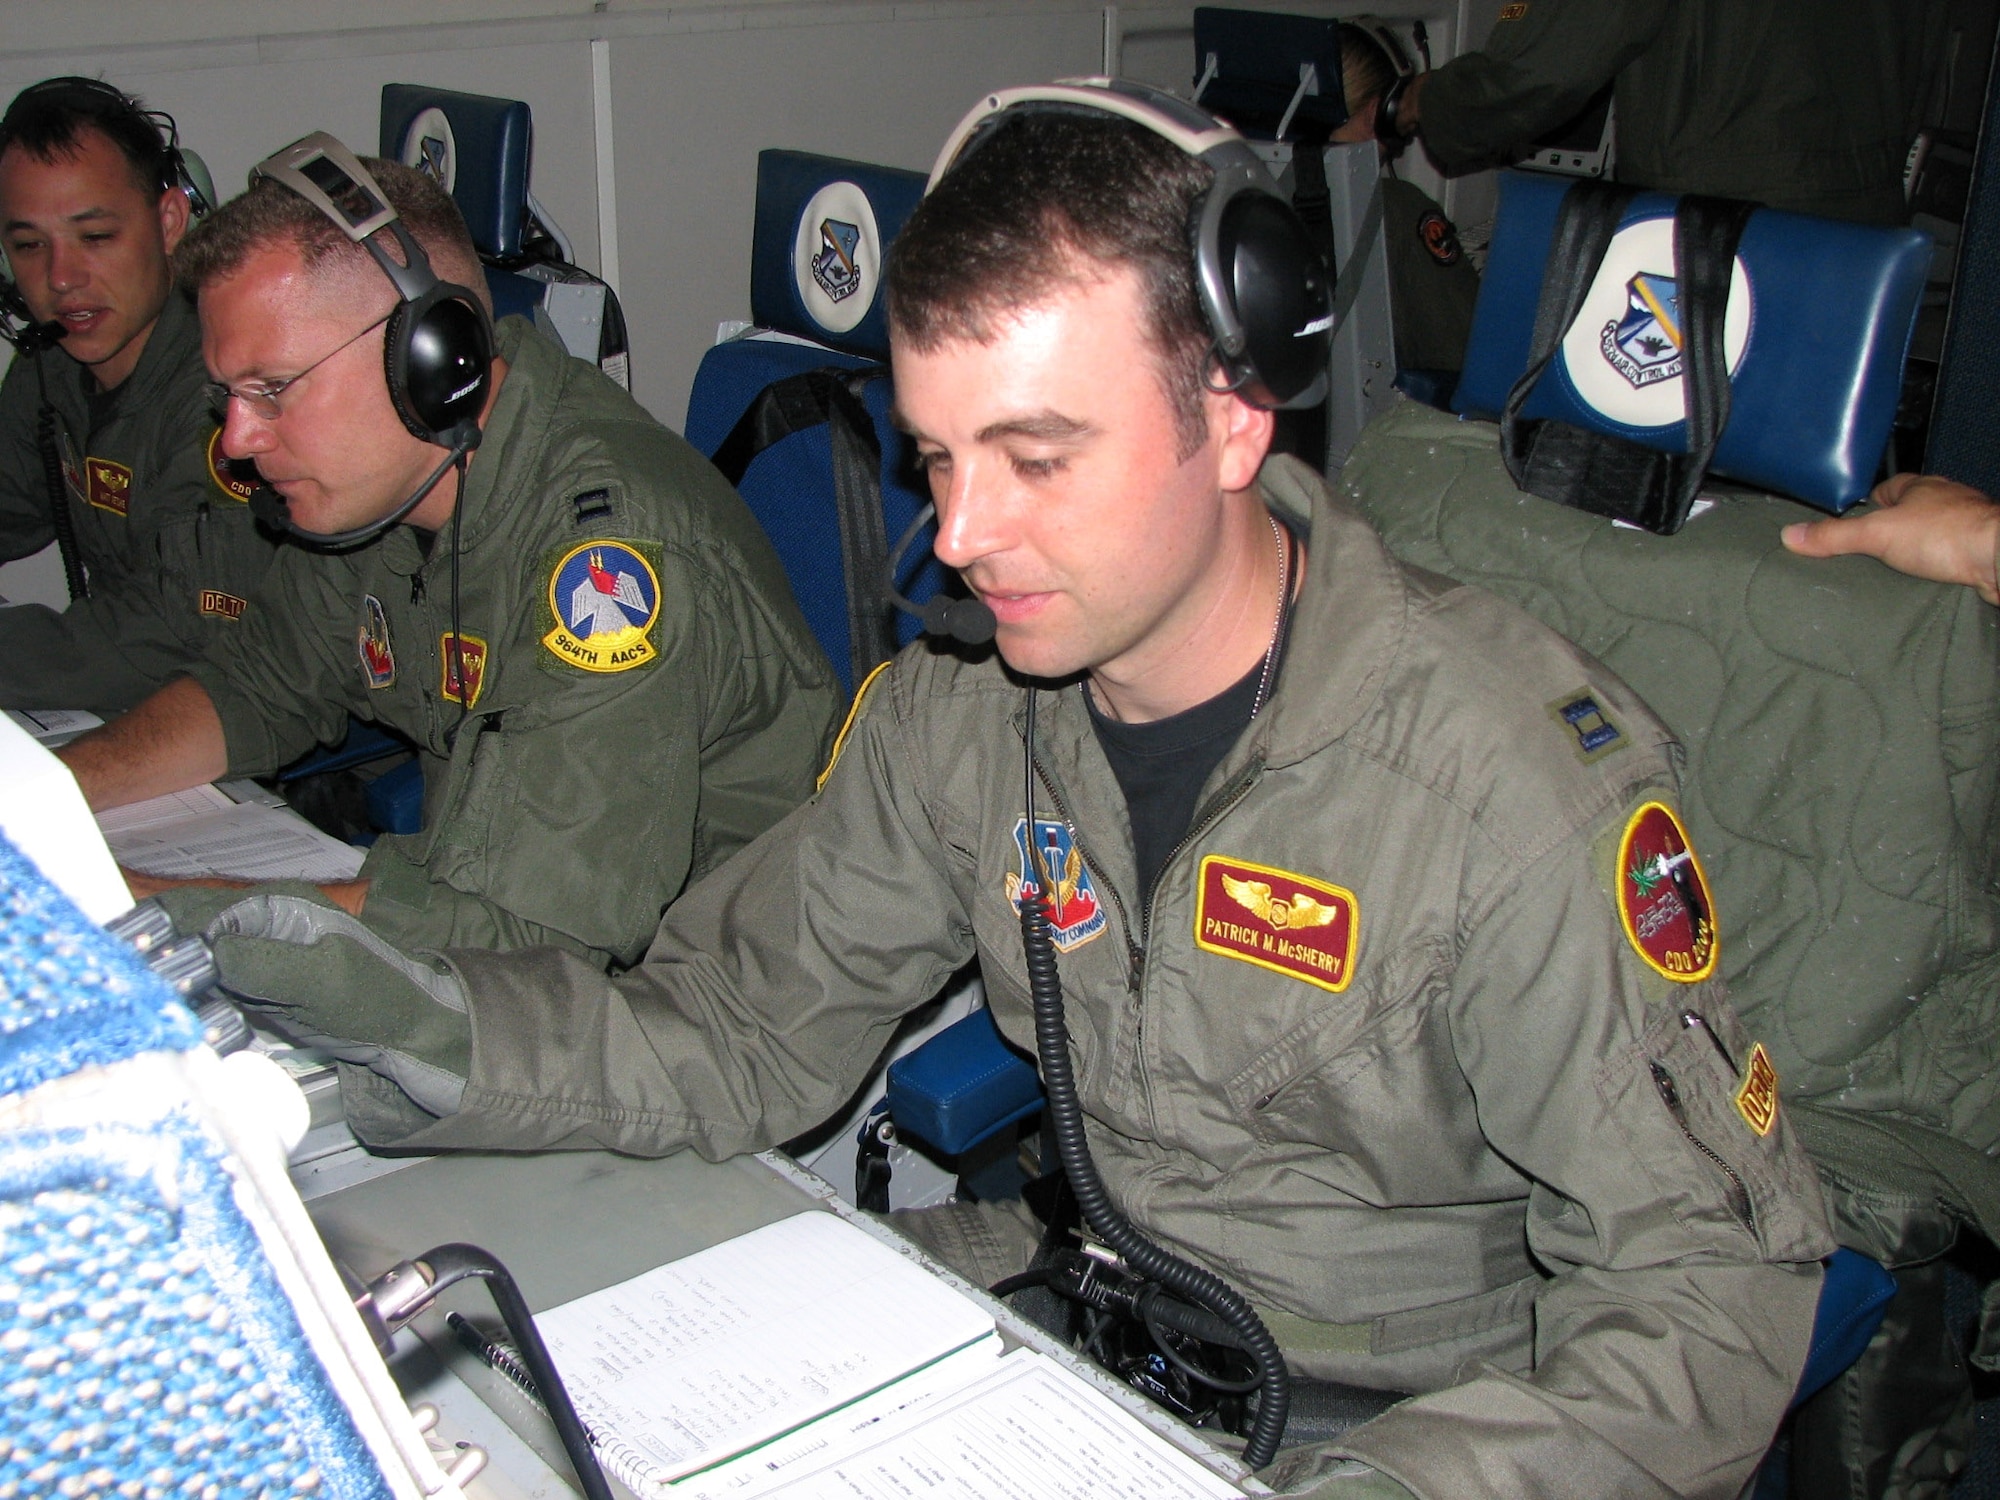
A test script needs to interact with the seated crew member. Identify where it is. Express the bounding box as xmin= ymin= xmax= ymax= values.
xmin=0 ymin=76 xmax=278 ymax=713
xmin=168 ymin=94 xmax=1835 ymax=1498
xmin=1386 ymin=0 xmax=1943 ymax=226
xmin=58 ymin=146 xmax=838 ymax=992
xmin=1324 ymin=23 xmax=1480 ymax=379
xmin=1784 ymin=471 xmax=2000 ymax=603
